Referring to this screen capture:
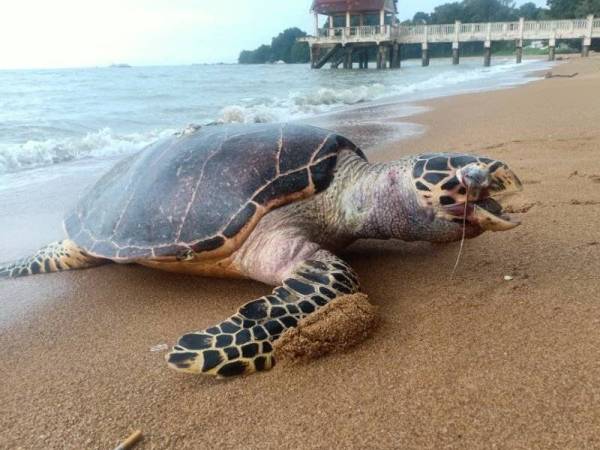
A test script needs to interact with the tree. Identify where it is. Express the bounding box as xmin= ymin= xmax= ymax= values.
xmin=290 ymin=42 xmax=310 ymax=64
xmin=239 ymin=28 xmax=309 ymax=64
xmin=546 ymin=0 xmax=578 ymax=18
xmin=431 ymin=2 xmax=465 ymax=23
xmin=518 ymin=2 xmax=543 ymax=19
xmin=547 ymin=0 xmax=600 ymax=18
xmin=412 ymin=11 xmax=432 ymax=23
xmin=270 ymin=28 xmax=308 ymax=63
xmin=574 ymin=0 xmax=600 ymax=16
xmin=461 ymin=0 xmax=517 ymax=22
xmin=238 ymin=45 xmax=273 ymax=64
